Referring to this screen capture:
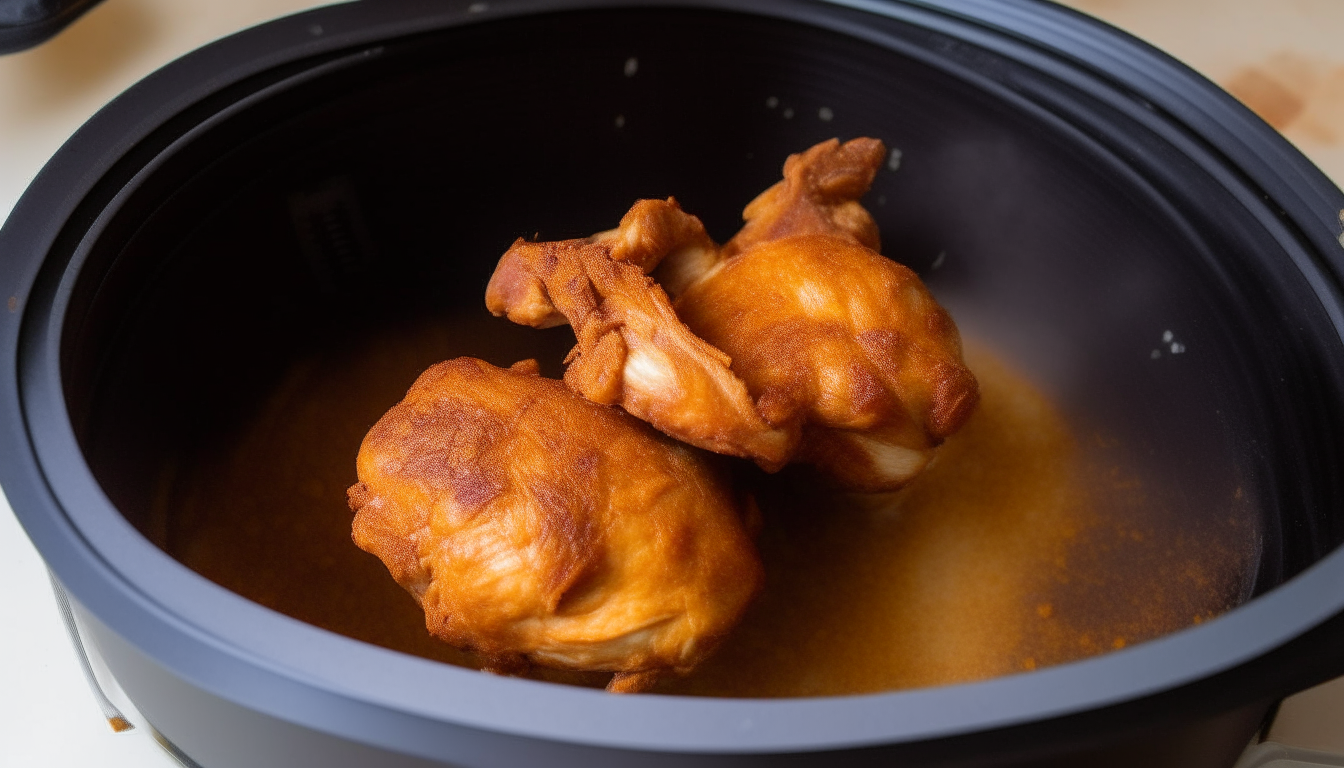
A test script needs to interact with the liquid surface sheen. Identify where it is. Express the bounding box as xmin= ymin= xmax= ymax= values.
xmin=159 ymin=317 xmax=1256 ymax=697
